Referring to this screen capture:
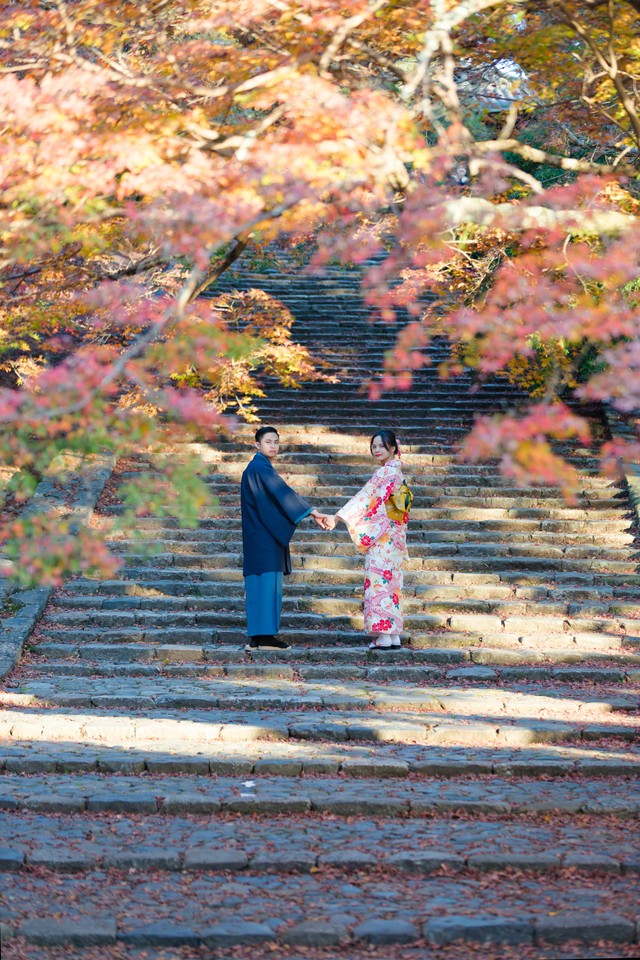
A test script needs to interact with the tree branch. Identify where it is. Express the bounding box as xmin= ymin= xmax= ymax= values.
xmin=474 ymin=138 xmax=638 ymax=175
xmin=318 ymin=0 xmax=390 ymax=77
xmin=440 ymin=196 xmax=635 ymax=233
xmin=100 ymin=253 xmax=166 ymax=282
xmin=187 ymin=237 xmax=250 ymax=303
